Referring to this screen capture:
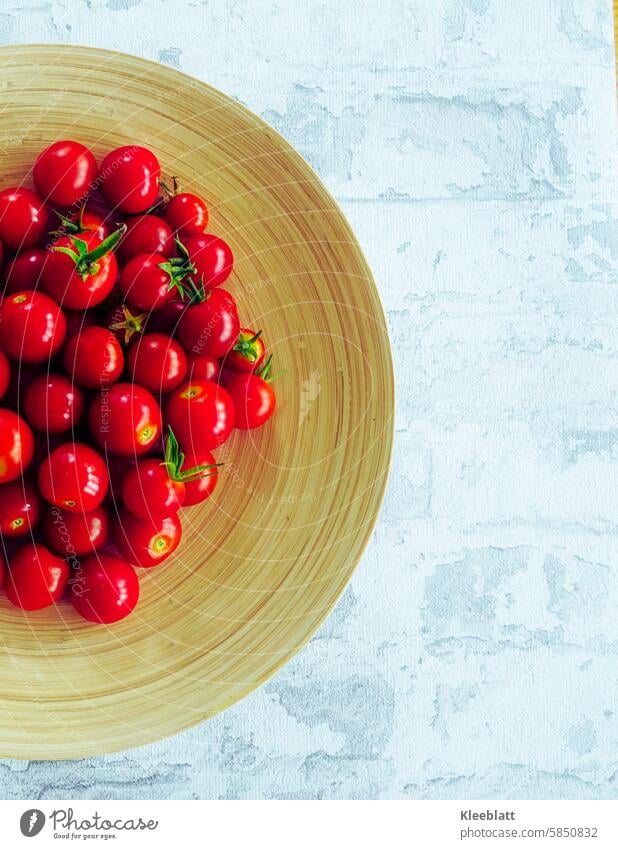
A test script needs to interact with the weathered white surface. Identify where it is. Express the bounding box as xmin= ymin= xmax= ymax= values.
xmin=0 ymin=0 xmax=617 ymax=799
